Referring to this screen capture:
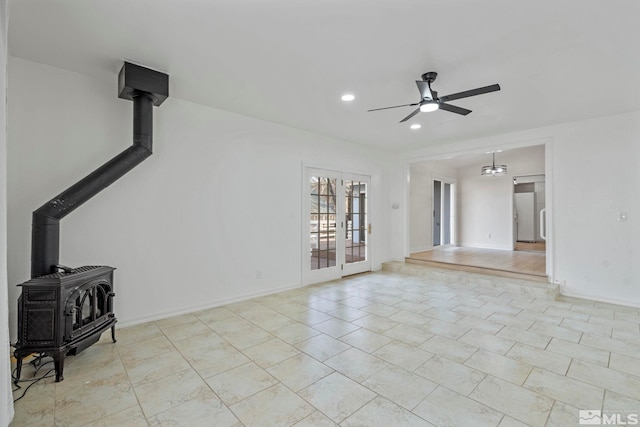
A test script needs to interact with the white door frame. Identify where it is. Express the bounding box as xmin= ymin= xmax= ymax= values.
xmin=302 ymin=167 xmax=371 ymax=285
xmin=512 ymin=174 xmax=546 ymax=248
xmin=432 ymin=175 xmax=456 ymax=247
